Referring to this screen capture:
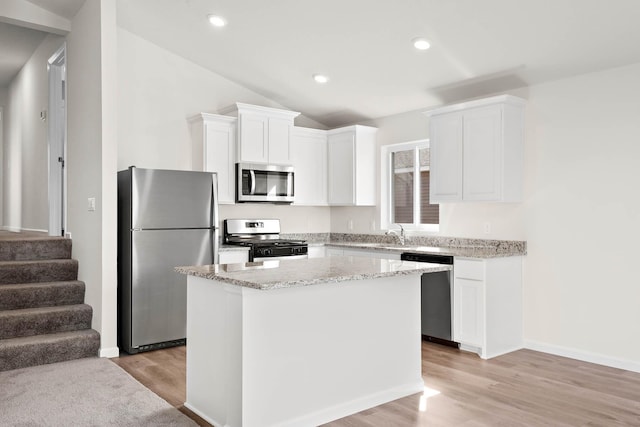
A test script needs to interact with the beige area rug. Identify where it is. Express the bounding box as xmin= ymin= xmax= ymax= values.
xmin=0 ymin=357 xmax=197 ymax=426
